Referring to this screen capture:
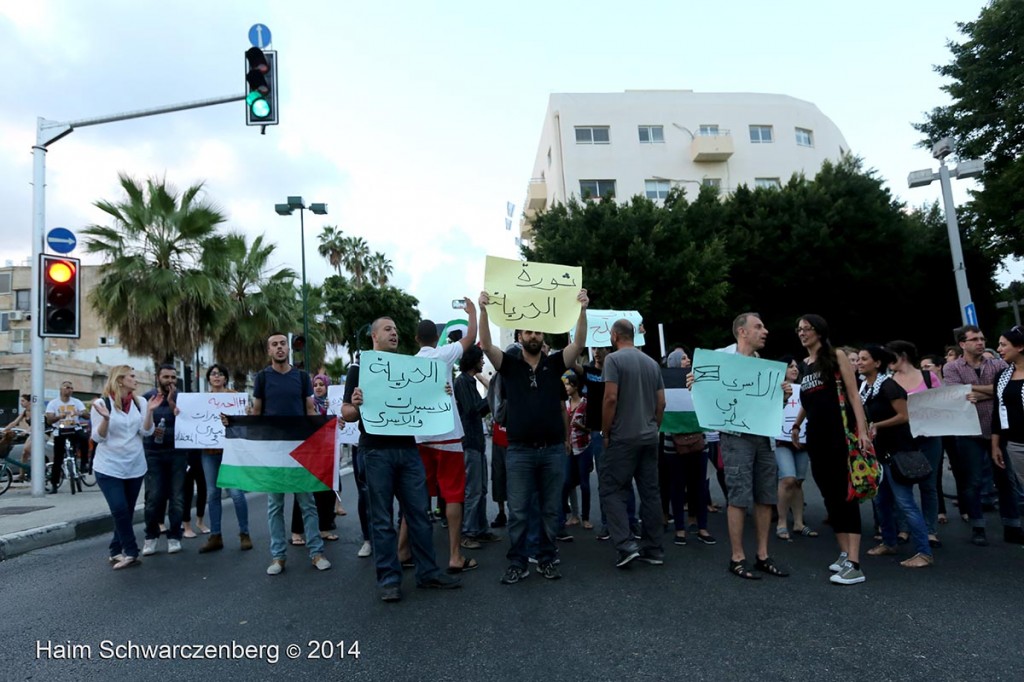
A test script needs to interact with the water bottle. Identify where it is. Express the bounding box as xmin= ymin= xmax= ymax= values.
xmin=154 ymin=417 xmax=166 ymax=444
